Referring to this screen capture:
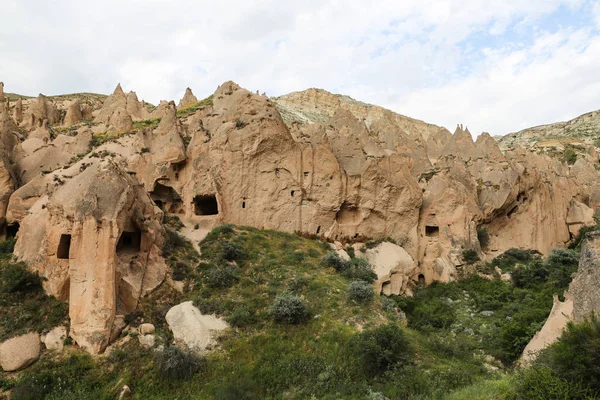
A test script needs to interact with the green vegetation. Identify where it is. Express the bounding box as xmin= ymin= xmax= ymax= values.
xmin=132 ymin=118 xmax=161 ymax=130
xmin=4 ymin=226 xmax=595 ymax=399
xmin=395 ymin=247 xmax=579 ymax=366
xmin=176 ymin=95 xmax=214 ymax=117
xmin=0 ymin=239 xmax=68 ymax=341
